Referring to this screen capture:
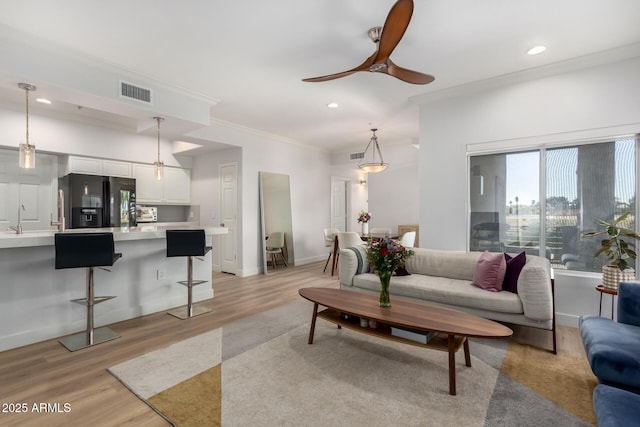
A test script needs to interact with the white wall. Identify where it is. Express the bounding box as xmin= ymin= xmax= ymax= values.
xmin=0 ymin=106 xmax=191 ymax=168
xmin=188 ymin=123 xmax=332 ymax=276
xmin=328 ymin=145 xmax=421 ymax=235
xmin=367 ymin=144 xmax=420 ymax=235
xmin=417 ymin=56 xmax=640 ymax=325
